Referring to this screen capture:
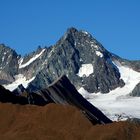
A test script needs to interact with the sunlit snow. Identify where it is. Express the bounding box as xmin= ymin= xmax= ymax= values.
xmin=2 ymin=56 xmax=5 ymax=62
xmin=78 ymin=60 xmax=140 ymax=121
xmin=95 ymin=51 xmax=103 ymax=57
xmin=91 ymin=44 xmax=98 ymax=49
xmin=81 ymin=31 xmax=89 ymax=35
xmin=18 ymin=58 xmax=23 ymax=66
xmin=3 ymin=74 xmax=35 ymax=91
xmin=77 ymin=64 xmax=93 ymax=77
xmin=19 ymin=49 xmax=45 ymax=69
